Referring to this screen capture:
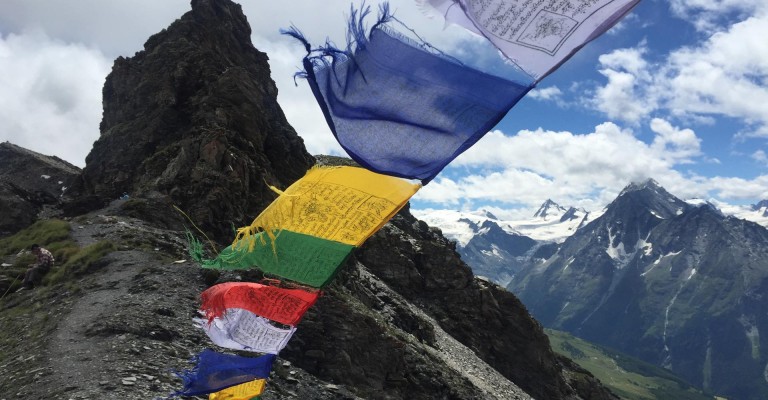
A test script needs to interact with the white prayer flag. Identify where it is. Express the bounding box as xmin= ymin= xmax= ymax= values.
xmin=421 ymin=0 xmax=640 ymax=81
xmin=197 ymin=308 xmax=296 ymax=354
